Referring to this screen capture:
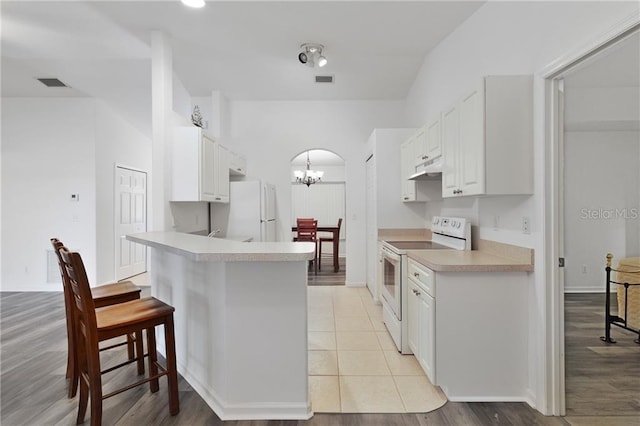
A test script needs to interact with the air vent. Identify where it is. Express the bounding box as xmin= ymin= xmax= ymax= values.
xmin=315 ymin=75 xmax=334 ymax=84
xmin=37 ymin=78 xmax=69 ymax=88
